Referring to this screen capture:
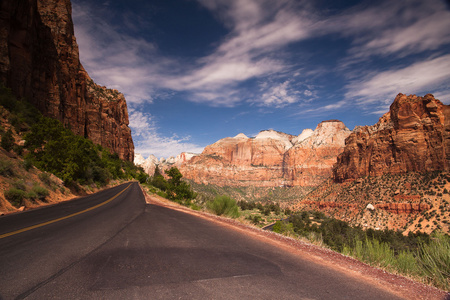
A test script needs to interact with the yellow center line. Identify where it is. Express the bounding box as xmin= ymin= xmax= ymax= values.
xmin=0 ymin=183 xmax=132 ymax=240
